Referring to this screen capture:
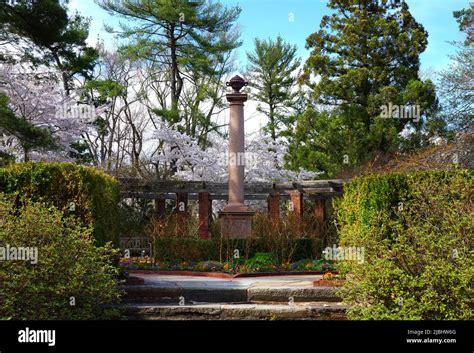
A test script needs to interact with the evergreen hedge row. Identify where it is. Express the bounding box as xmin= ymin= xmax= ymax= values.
xmin=0 ymin=162 xmax=120 ymax=247
xmin=334 ymin=170 xmax=473 ymax=319
xmin=153 ymin=237 xmax=322 ymax=263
